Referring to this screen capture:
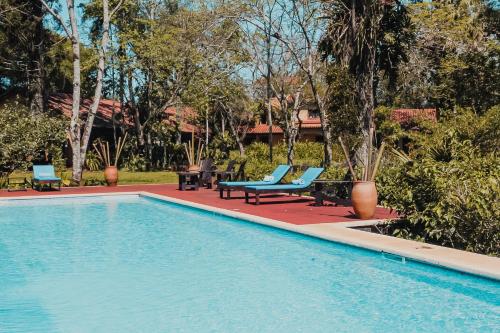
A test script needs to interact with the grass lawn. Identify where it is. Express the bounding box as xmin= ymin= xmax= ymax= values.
xmin=6 ymin=170 xmax=178 ymax=187
xmin=81 ymin=170 xmax=177 ymax=185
